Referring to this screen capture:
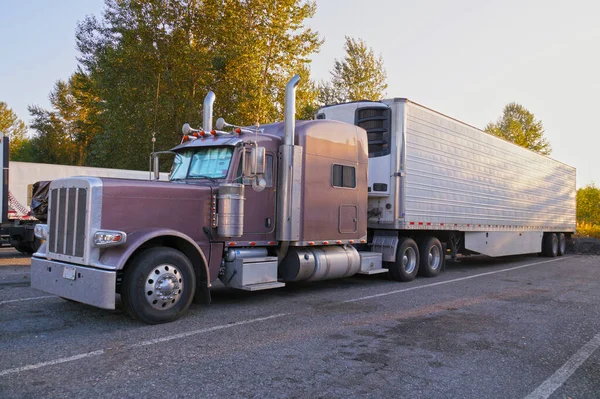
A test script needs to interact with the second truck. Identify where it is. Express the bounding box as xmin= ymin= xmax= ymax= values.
xmin=31 ymin=76 xmax=576 ymax=324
